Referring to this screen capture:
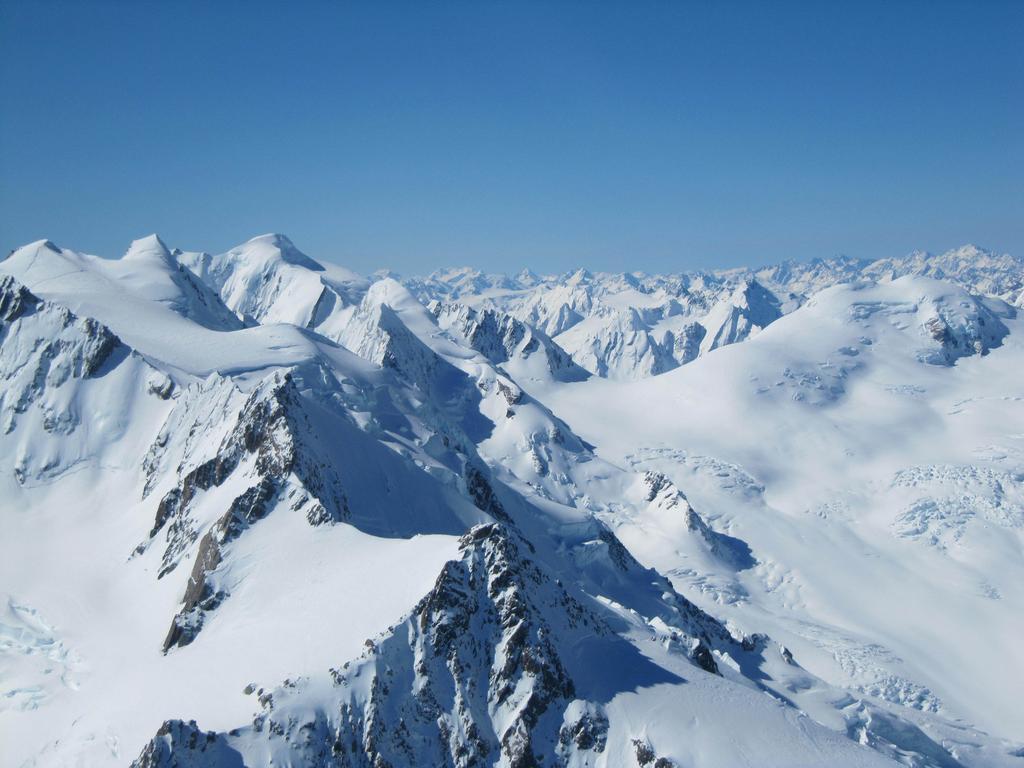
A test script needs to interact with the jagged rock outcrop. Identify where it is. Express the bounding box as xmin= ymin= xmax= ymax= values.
xmin=147 ymin=365 xmax=483 ymax=652
xmin=643 ymin=470 xmax=711 ymax=534
xmin=699 ymin=278 xmax=782 ymax=355
xmin=916 ymin=290 xmax=1011 ymax=365
xmin=0 ymin=276 xmax=123 ymax=423
xmin=641 ymin=471 xmax=755 ymax=571
xmin=148 ymin=372 xmax=349 ymax=578
xmin=464 ymin=463 xmax=512 ymax=522
xmin=132 ymin=523 xmax=743 ymax=766
xmin=8 ymin=234 xmax=1021 ymax=768
xmin=431 ymin=301 xmax=588 ymax=382
xmin=152 ymin=372 xmax=351 ymax=650
xmin=0 ymin=275 xmax=165 ymax=483
xmin=160 ymin=478 xmax=278 ymax=651
xmin=0 ymin=273 xmax=40 ymax=321
xmin=132 ymin=720 xmax=244 ymax=768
